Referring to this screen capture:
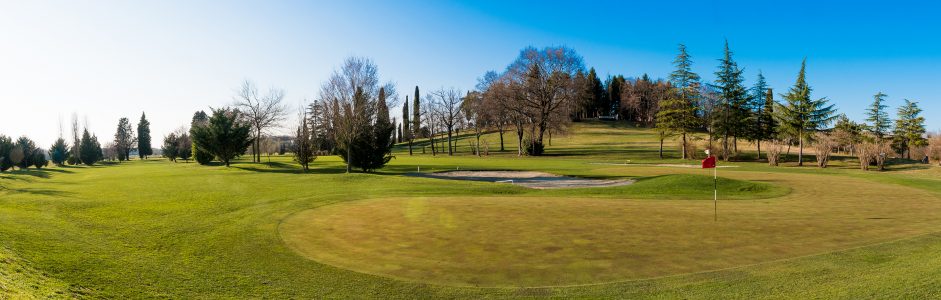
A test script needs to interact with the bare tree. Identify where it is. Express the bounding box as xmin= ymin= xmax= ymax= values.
xmin=318 ymin=57 xmax=396 ymax=172
xmin=813 ymin=132 xmax=836 ymax=168
xmin=429 ymin=88 xmax=463 ymax=156
xmin=234 ymin=80 xmax=288 ymax=163
xmin=927 ymin=132 xmax=941 ymax=166
xmin=502 ymin=46 xmax=585 ymax=155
